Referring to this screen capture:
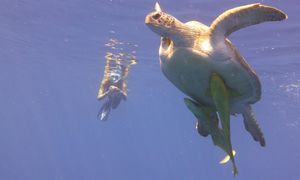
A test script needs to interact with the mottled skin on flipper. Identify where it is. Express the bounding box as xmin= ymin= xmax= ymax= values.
xmin=242 ymin=105 xmax=266 ymax=146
